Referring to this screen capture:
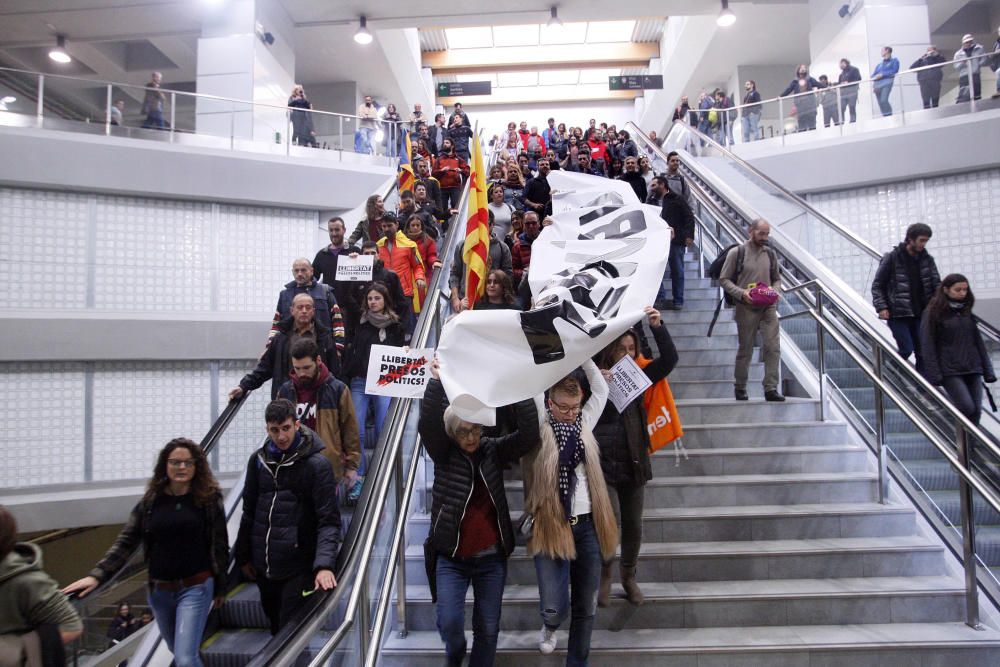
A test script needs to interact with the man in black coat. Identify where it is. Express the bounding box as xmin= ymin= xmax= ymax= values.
xmin=837 ymin=58 xmax=862 ymax=122
xmin=871 ymin=223 xmax=941 ymax=369
xmin=235 ymin=399 xmax=341 ymax=635
xmin=653 ymin=180 xmax=695 ymax=311
xmin=231 ymin=293 xmax=341 ymax=399
xmin=911 ymin=45 xmax=946 ymax=108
